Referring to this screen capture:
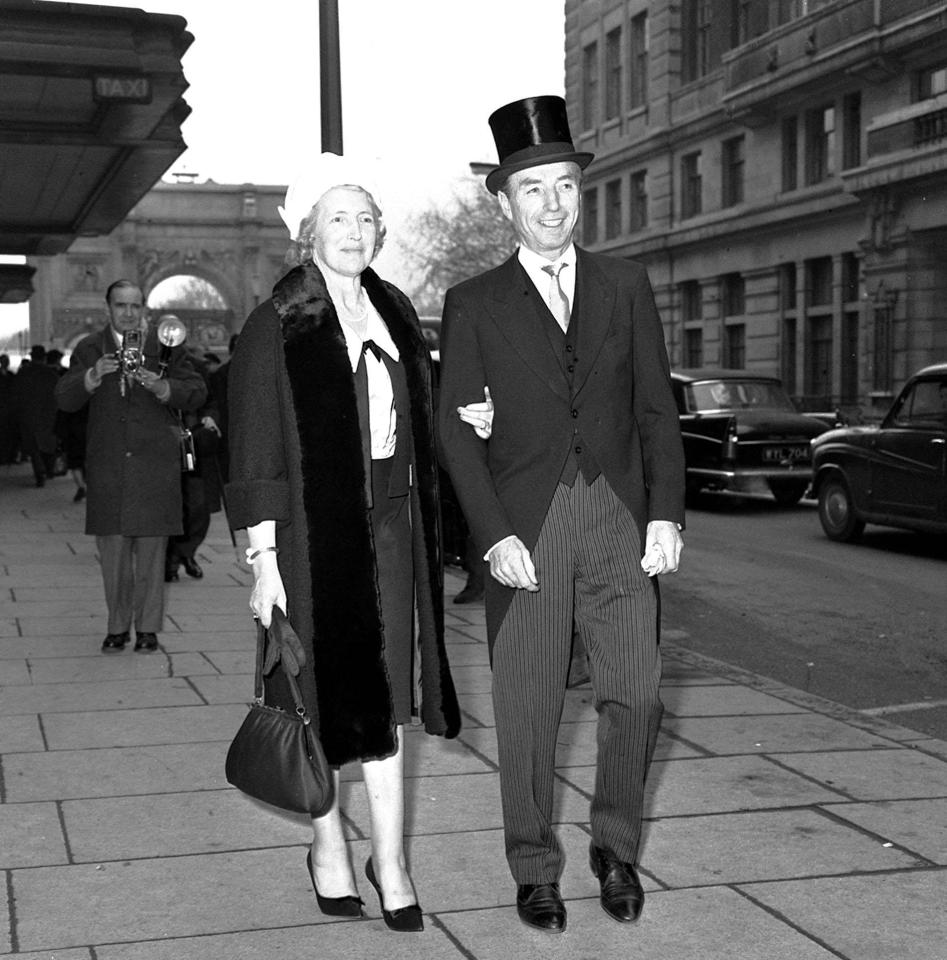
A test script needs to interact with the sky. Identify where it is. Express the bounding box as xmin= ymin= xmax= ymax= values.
xmin=2 ymin=0 xmax=566 ymax=344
